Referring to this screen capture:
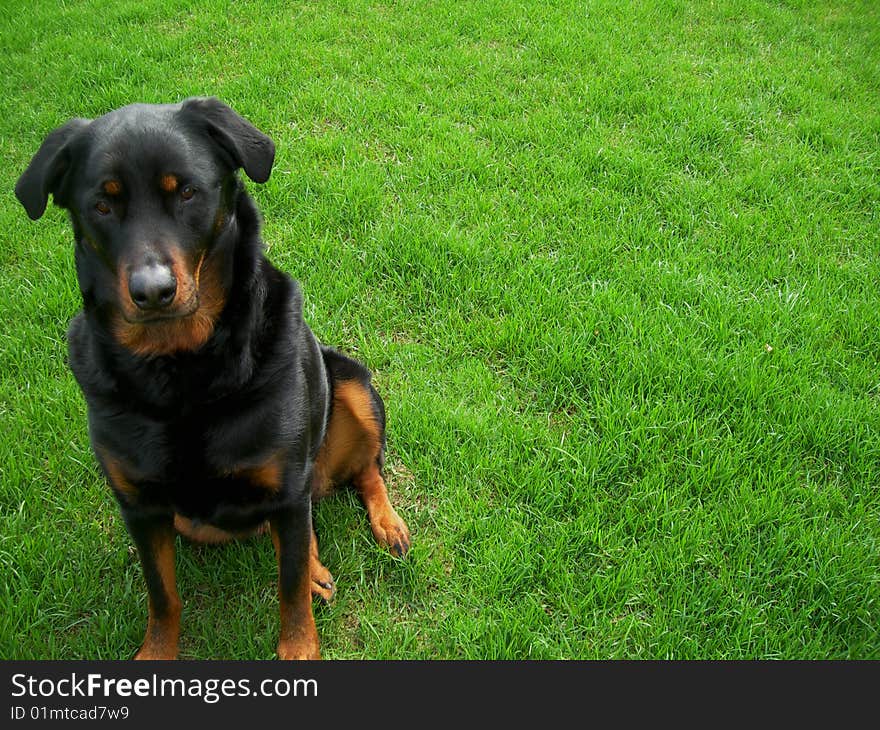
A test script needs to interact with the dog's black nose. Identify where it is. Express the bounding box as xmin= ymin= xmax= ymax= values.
xmin=128 ymin=263 xmax=177 ymax=310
